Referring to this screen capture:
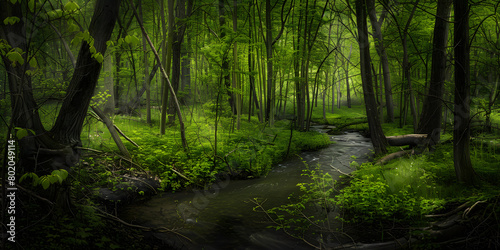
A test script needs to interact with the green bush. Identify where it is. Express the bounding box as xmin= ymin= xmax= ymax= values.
xmin=202 ymin=99 xmax=233 ymax=118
